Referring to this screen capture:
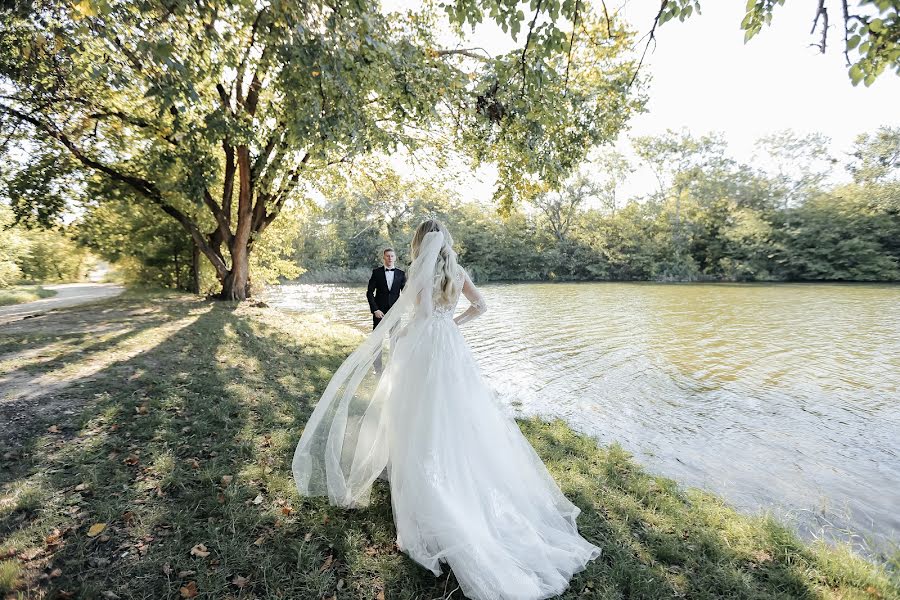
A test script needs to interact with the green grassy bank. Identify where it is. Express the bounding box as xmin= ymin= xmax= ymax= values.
xmin=0 ymin=289 xmax=897 ymax=599
xmin=0 ymin=285 xmax=57 ymax=307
